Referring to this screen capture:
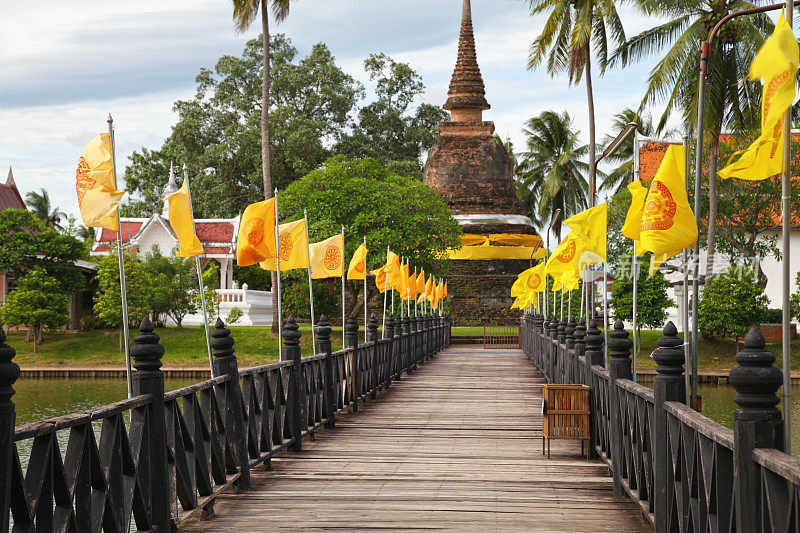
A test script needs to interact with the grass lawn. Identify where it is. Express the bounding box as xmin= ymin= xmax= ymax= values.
xmin=7 ymin=325 xmax=347 ymax=368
